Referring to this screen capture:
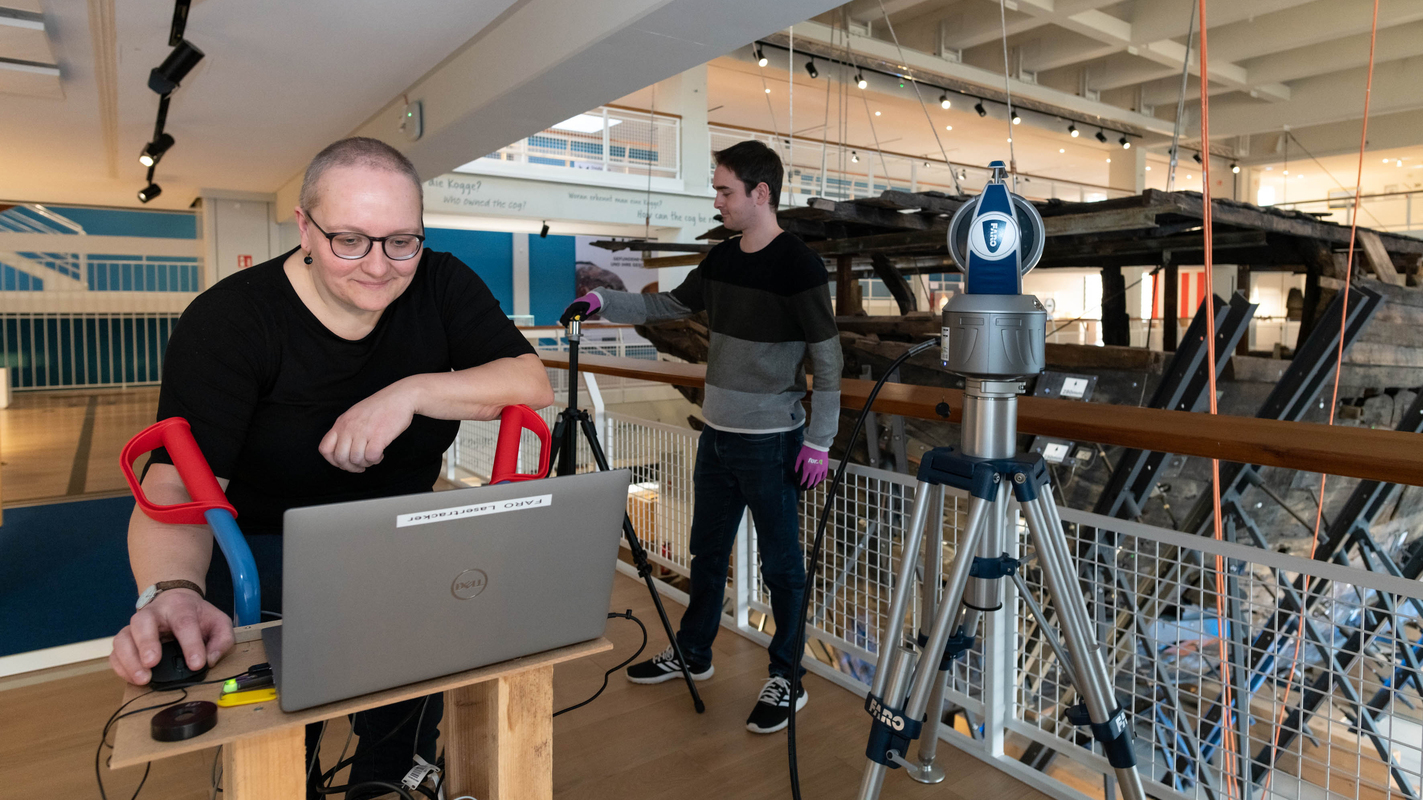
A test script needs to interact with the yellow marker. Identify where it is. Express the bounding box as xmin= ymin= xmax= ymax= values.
xmin=216 ymin=687 xmax=278 ymax=708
